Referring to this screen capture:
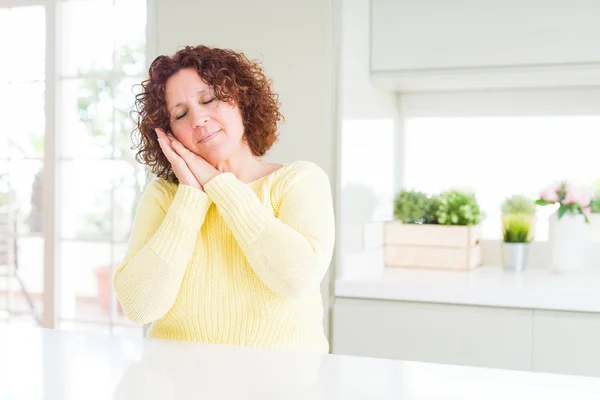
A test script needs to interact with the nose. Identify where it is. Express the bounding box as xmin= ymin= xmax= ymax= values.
xmin=190 ymin=105 xmax=210 ymax=128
